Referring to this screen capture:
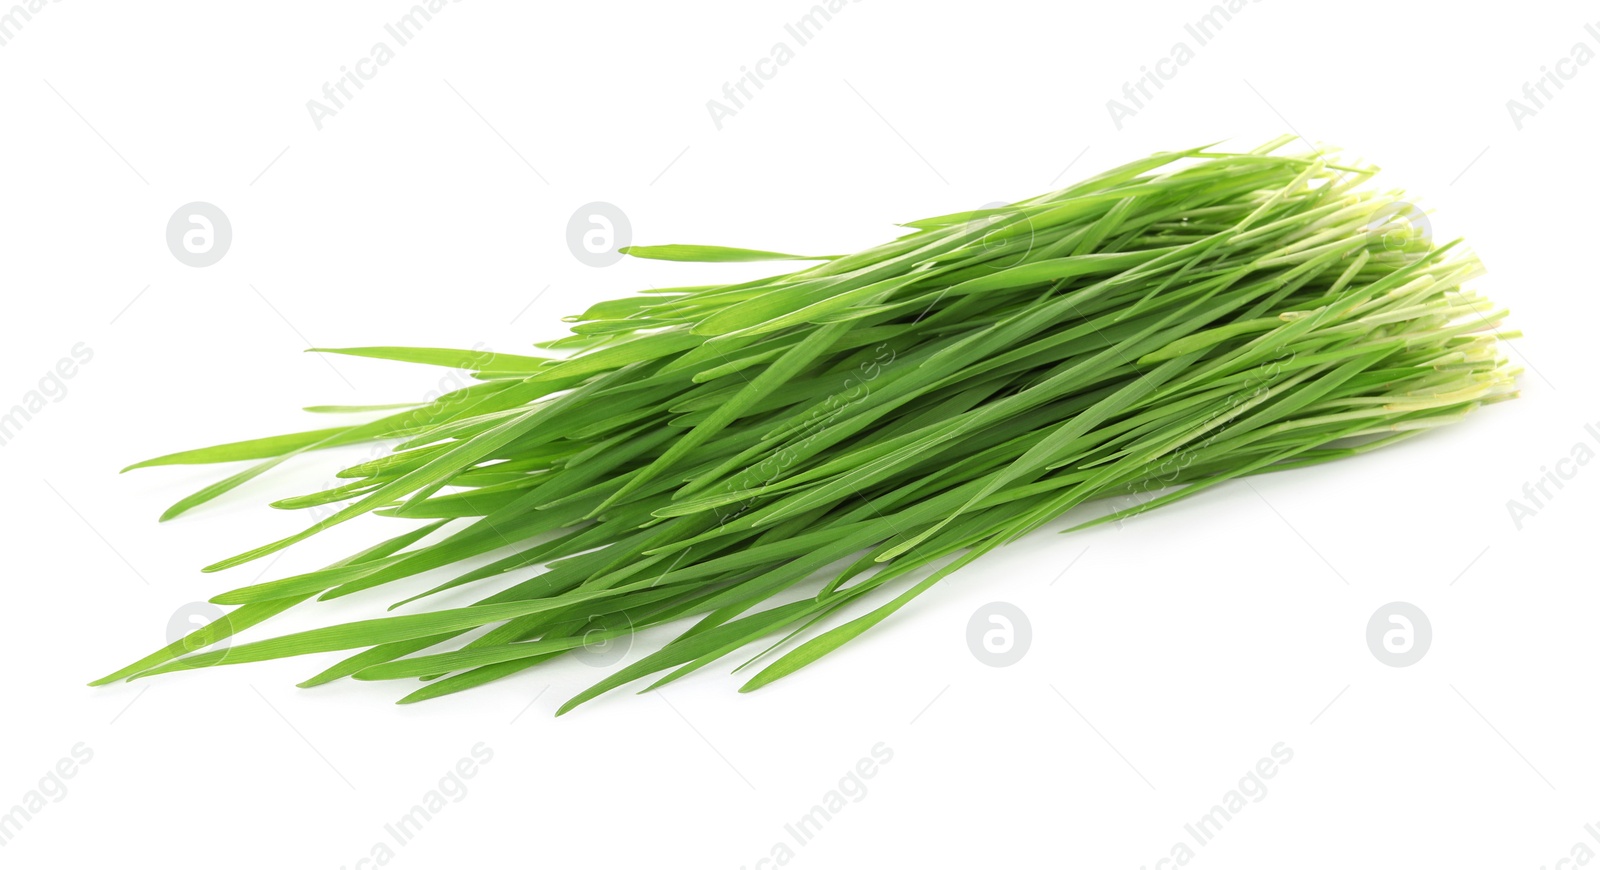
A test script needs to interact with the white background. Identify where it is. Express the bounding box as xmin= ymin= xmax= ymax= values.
xmin=1 ymin=1 xmax=1596 ymax=867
